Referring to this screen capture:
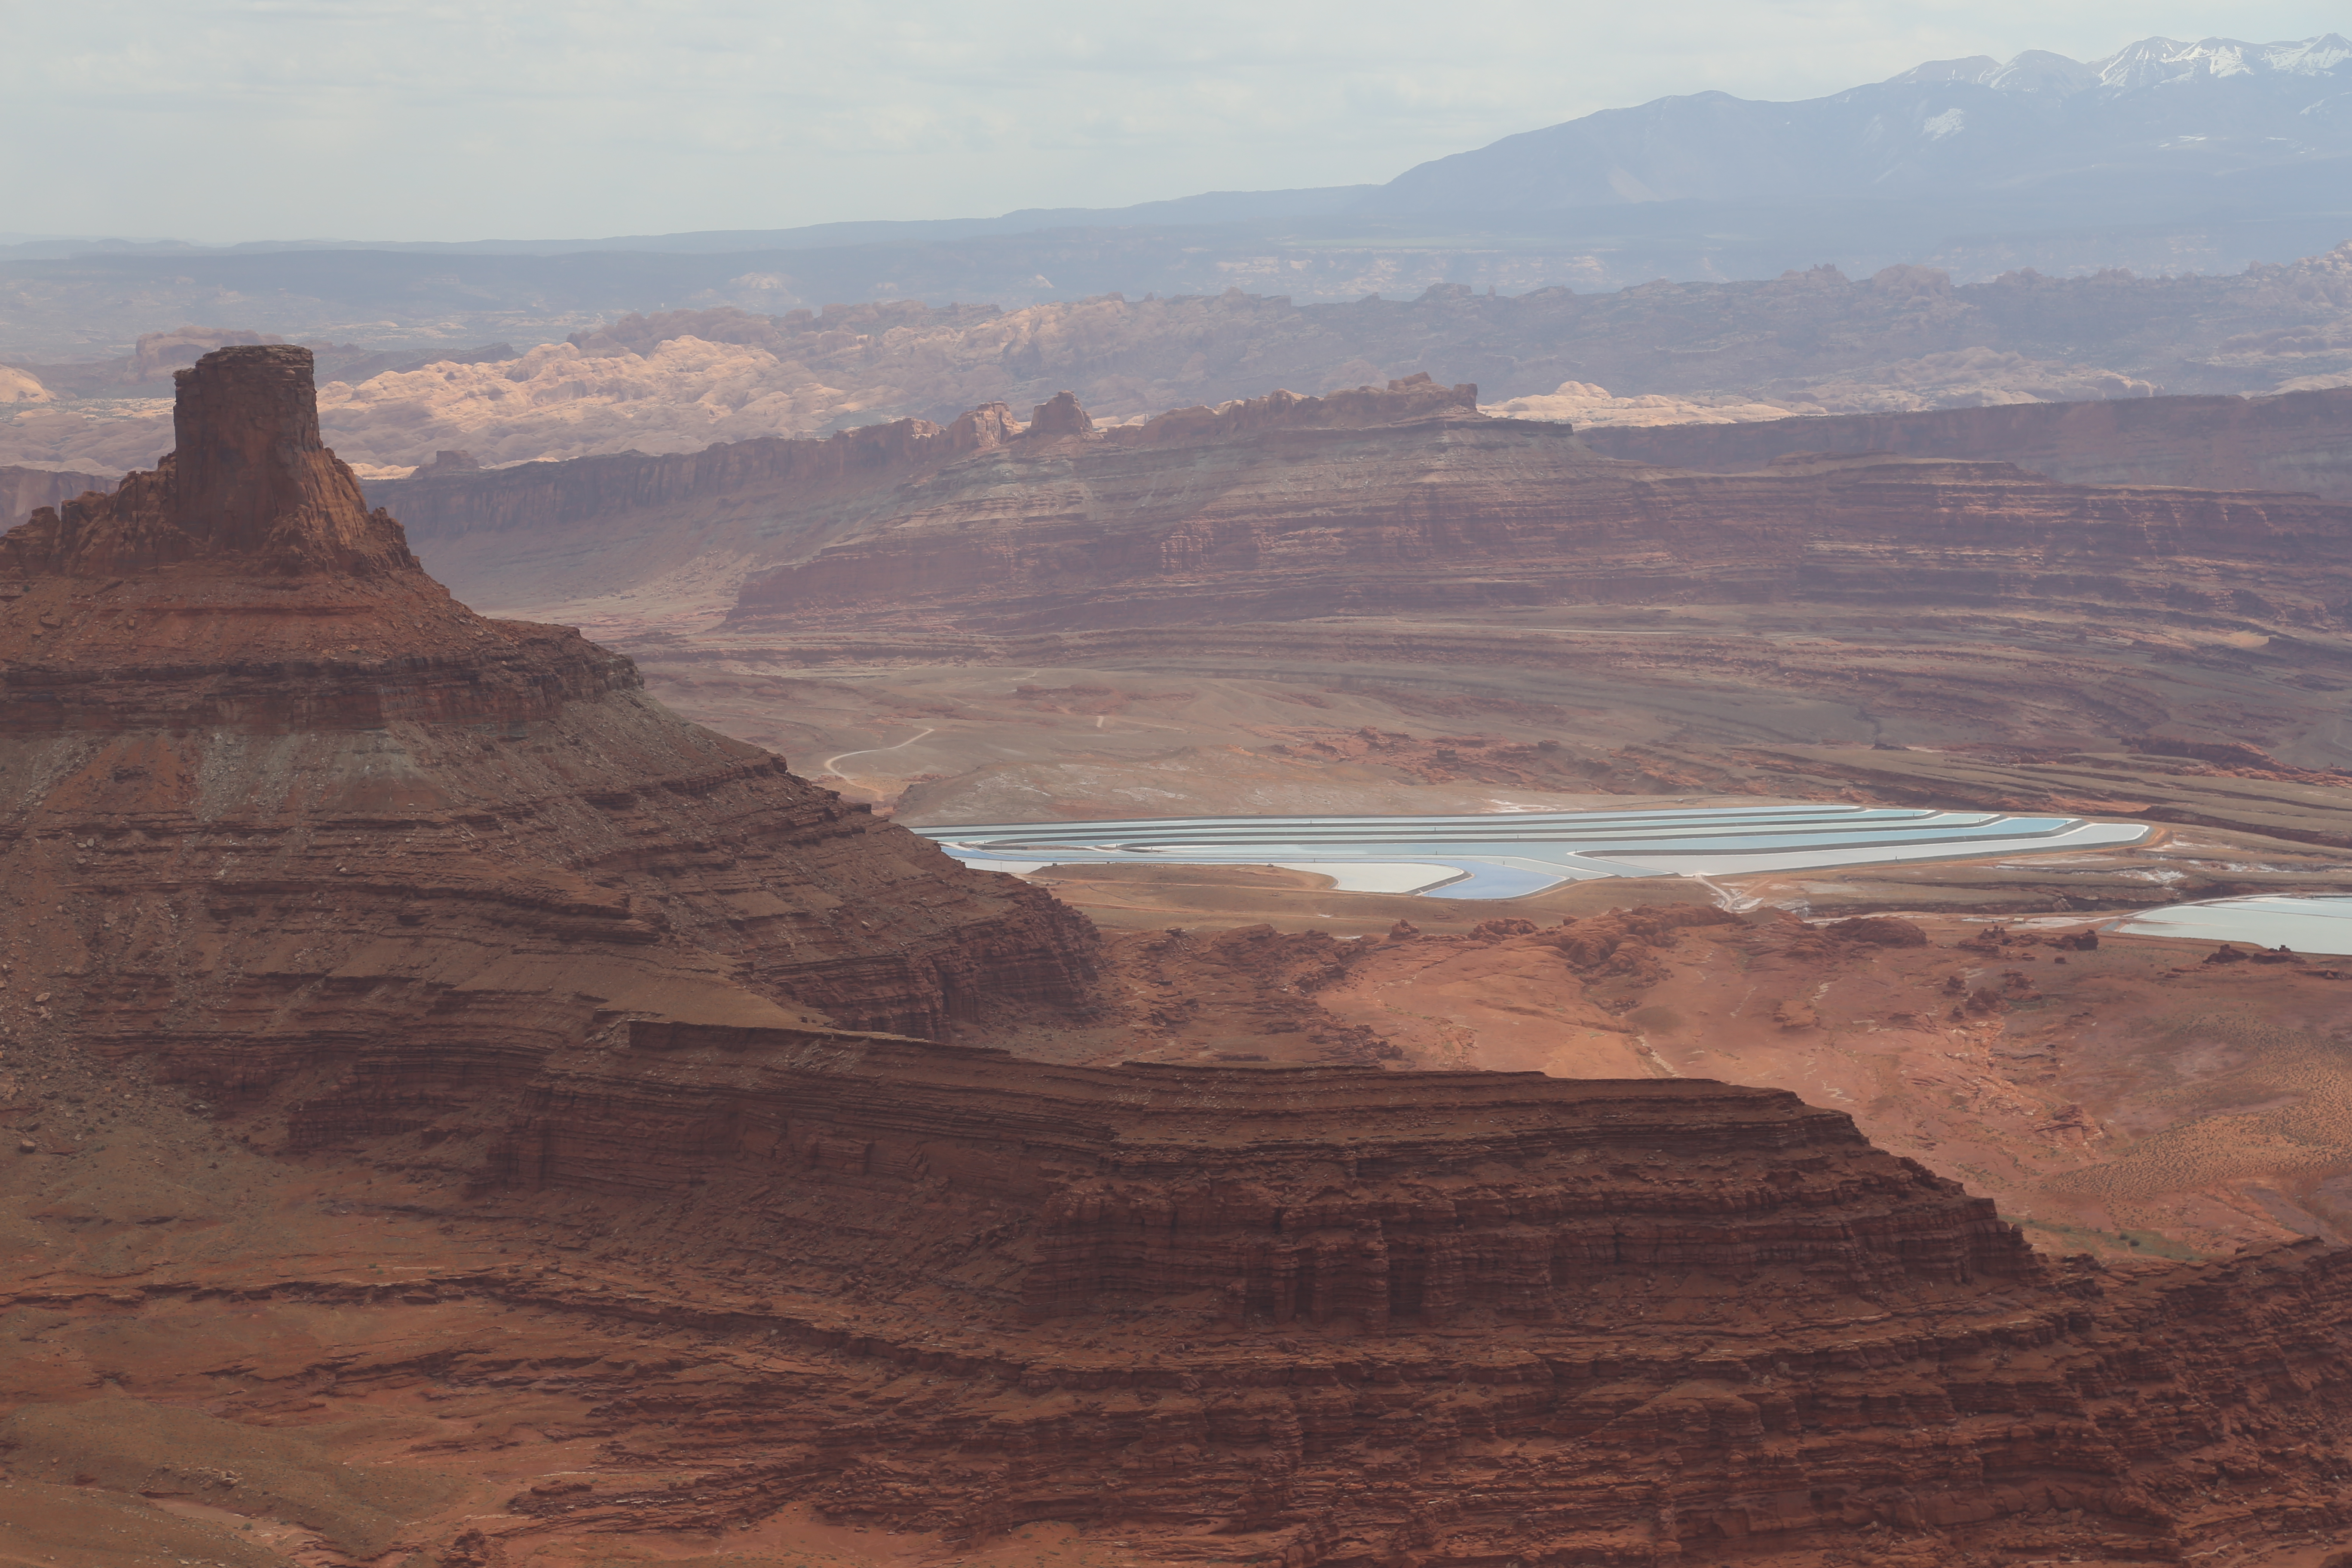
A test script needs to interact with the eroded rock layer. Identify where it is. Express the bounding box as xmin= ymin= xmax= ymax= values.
xmin=340 ymin=1014 xmax=2352 ymax=1564
xmin=1580 ymin=385 xmax=2352 ymax=502
xmin=0 ymin=346 xmax=1099 ymax=1043
xmin=21 ymin=1007 xmax=2352 ymax=1568
xmin=398 ymin=374 xmax=2352 ymax=826
xmin=356 ymin=374 xmax=2352 ymax=643
xmin=491 ymin=1027 xmax=2038 ymax=1323
xmin=724 ymin=387 xmax=2352 ymax=636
